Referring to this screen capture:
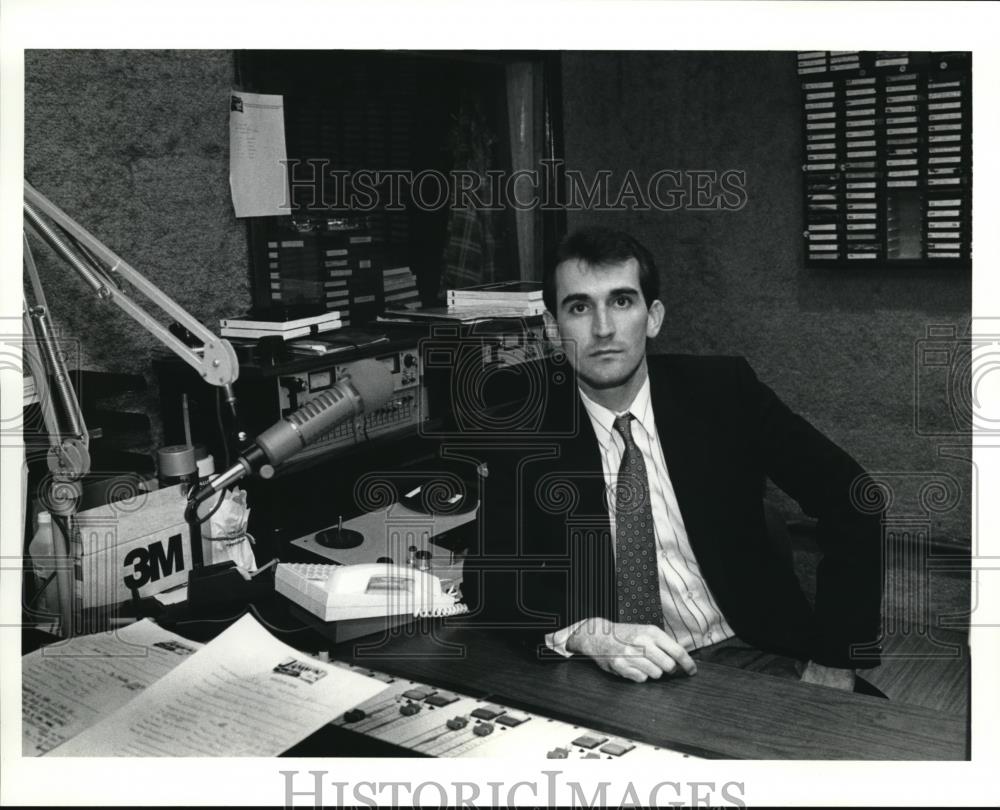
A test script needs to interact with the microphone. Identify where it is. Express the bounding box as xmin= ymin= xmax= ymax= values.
xmin=193 ymin=359 xmax=394 ymax=502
